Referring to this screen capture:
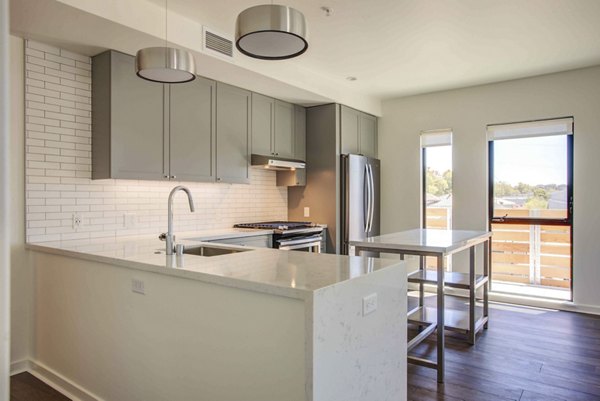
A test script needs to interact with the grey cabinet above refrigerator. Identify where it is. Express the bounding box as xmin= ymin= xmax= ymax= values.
xmin=340 ymin=105 xmax=378 ymax=158
xmin=287 ymin=104 xmax=379 ymax=253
